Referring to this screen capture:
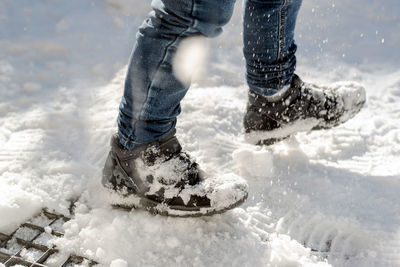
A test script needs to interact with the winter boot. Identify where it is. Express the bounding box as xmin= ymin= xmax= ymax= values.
xmin=244 ymin=74 xmax=366 ymax=145
xmin=102 ymin=131 xmax=248 ymax=217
